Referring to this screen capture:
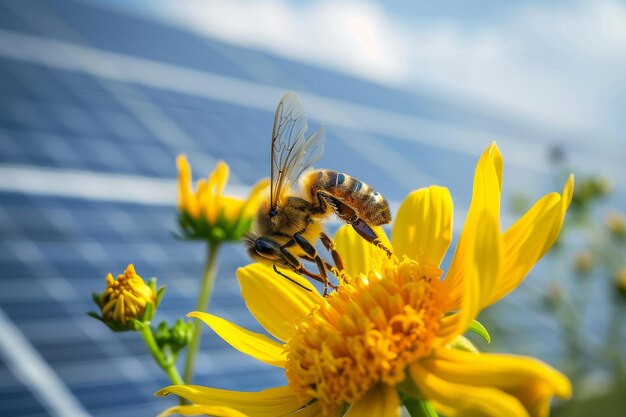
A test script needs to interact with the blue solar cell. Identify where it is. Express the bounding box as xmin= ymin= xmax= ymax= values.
xmin=2 ymin=299 xmax=70 ymax=321
xmin=0 ymin=384 xmax=49 ymax=416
